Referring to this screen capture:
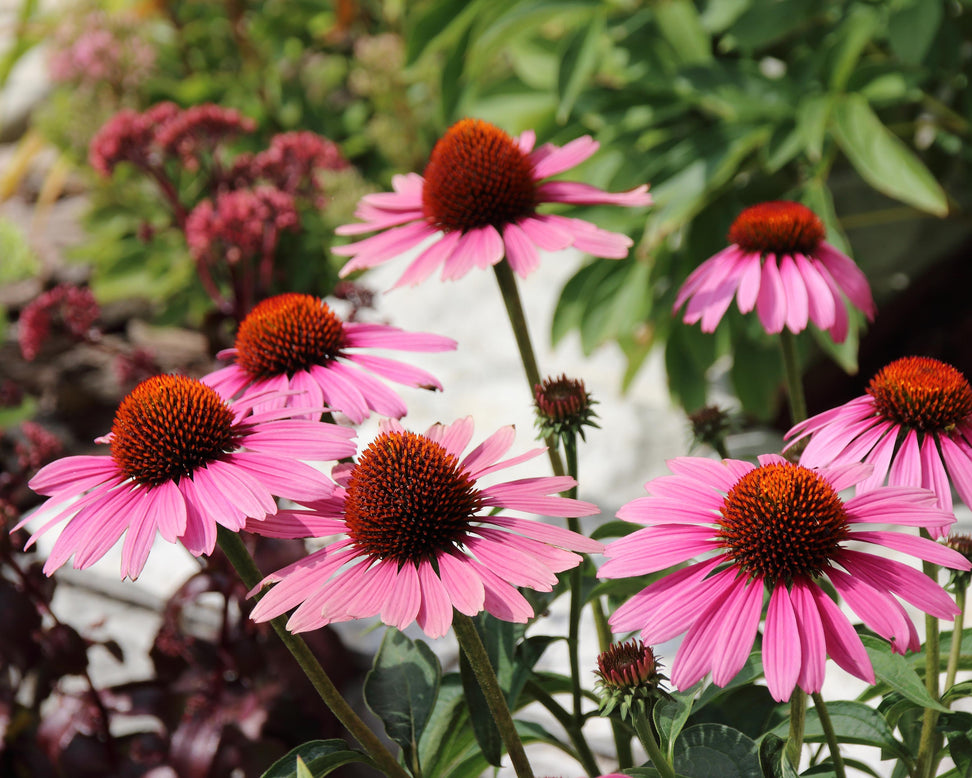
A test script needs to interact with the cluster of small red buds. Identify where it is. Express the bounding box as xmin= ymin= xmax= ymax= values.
xmin=186 ymin=187 xmax=300 ymax=266
xmin=14 ymin=422 xmax=64 ymax=475
xmin=89 ymin=102 xmax=181 ymax=176
xmin=18 ymin=284 xmax=100 ymax=361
